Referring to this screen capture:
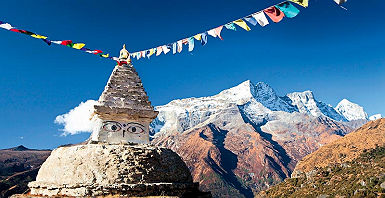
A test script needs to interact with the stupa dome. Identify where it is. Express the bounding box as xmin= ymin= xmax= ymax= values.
xmin=28 ymin=144 xmax=202 ymax=197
